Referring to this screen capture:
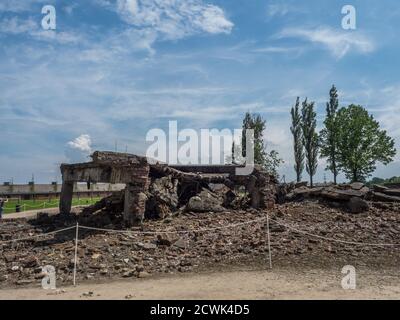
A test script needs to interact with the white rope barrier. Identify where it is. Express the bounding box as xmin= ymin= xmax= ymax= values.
xmin=0 ymin=226 xmax=76 ymax=244
xmin=270 ymin=218 xmax=400 ymax=247
xmin=24 ymin=204 xmax=45 ymax=209
xmin=79 ymin=216 xmax=400 ymax=247
xmin=1 ymin=212 xmax=400 ymax=286
xmin=3 ymin=199 xmax=100 ymax=213
xmin=78 ymin=216 xmax=268 ymax=235
xmin=1 ymin=212 xmax=399 ymax=247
